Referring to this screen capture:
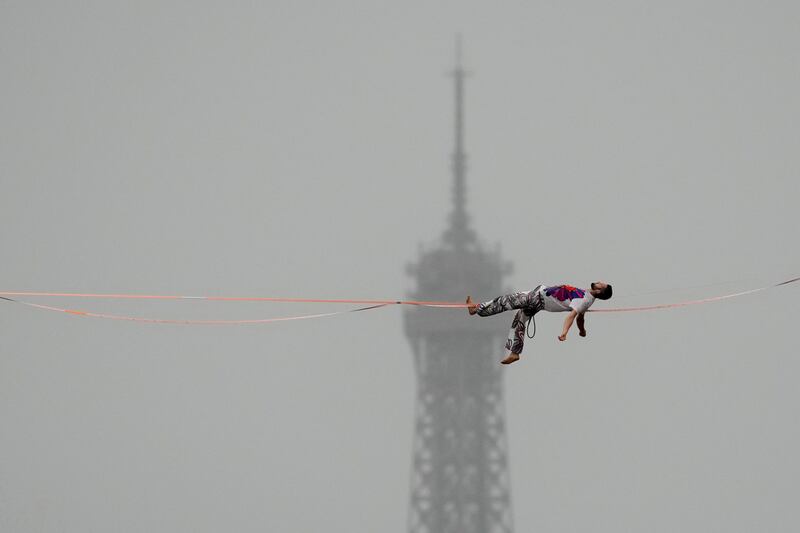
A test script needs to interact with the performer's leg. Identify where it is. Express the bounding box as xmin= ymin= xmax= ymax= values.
xmin=475 ymin=291 xmax=536 ymax=317
xmin=500 ymin=310 xmax=534 ymax=365
xmin=500 ymin=291 xmax=544 ymax=364
xmin=505 ymin=309 xmax=530 ymax=353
